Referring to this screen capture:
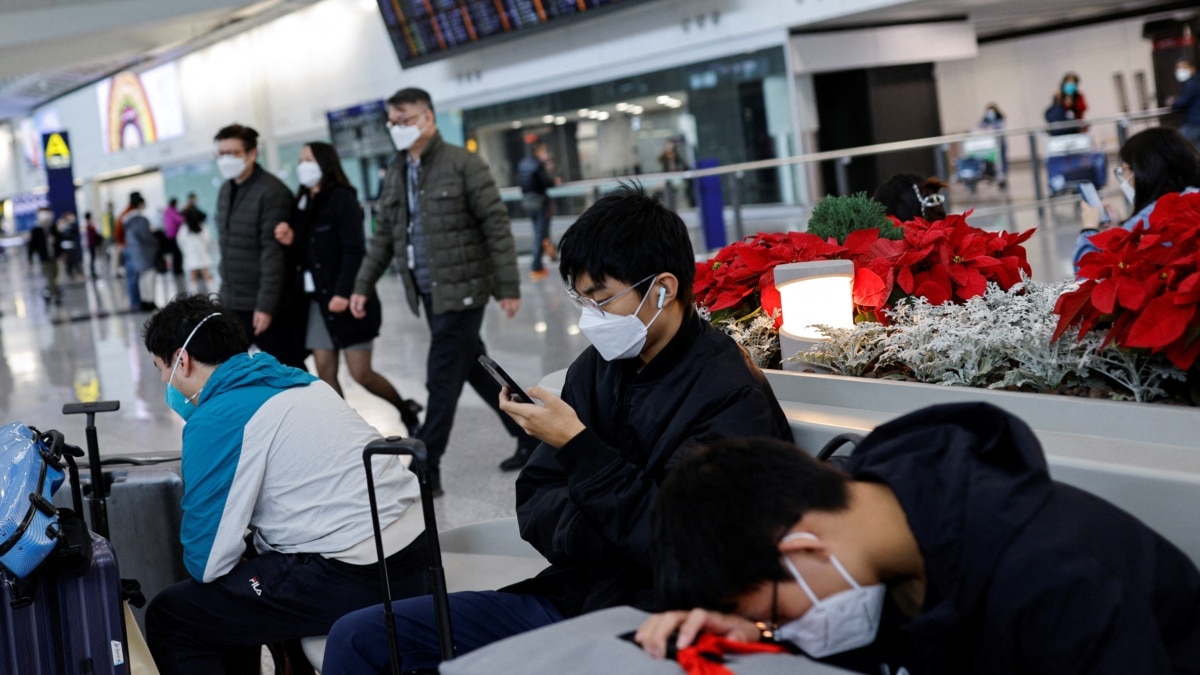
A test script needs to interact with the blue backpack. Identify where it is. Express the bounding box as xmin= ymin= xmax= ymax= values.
xmin=0 ymin=423 xmax=68 ymax=579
